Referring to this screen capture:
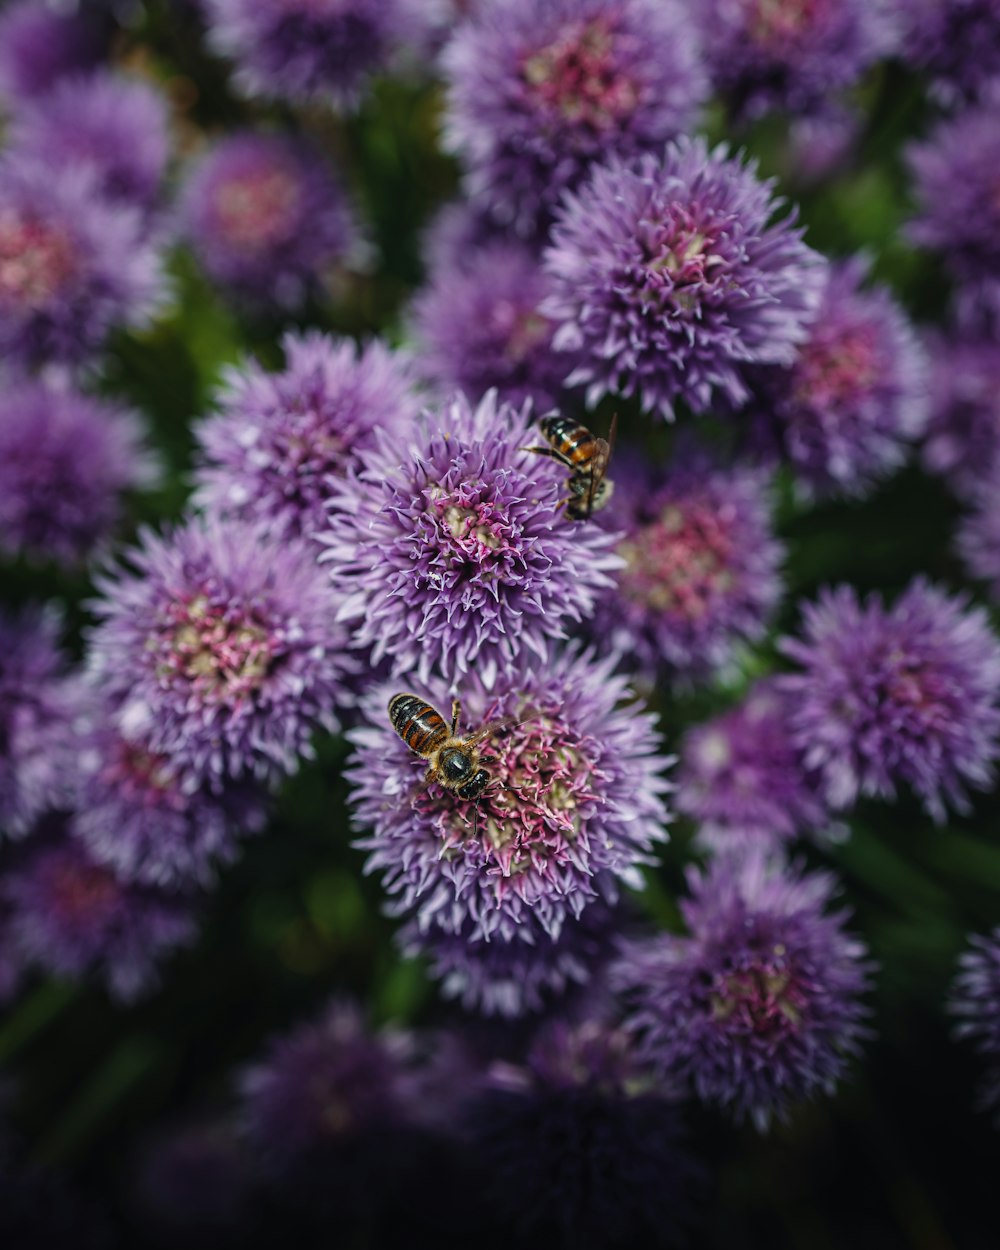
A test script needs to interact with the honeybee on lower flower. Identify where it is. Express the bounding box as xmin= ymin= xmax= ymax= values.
xmin=523 ymin=412 xmax=617 ymax=520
